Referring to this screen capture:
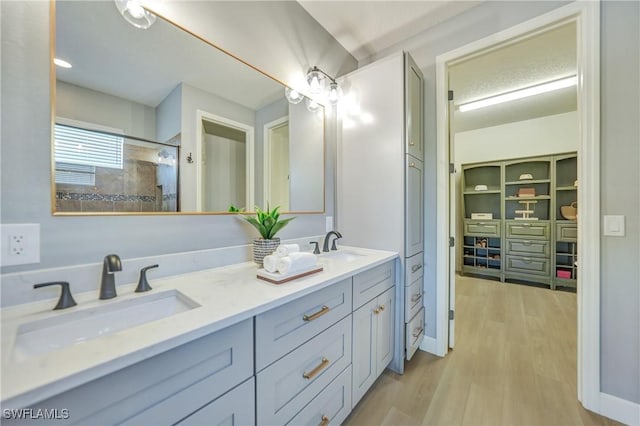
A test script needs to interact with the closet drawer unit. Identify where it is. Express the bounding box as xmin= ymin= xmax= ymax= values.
xmin=177 ymin=378 xmax=255 ymax=426
xmin=286 ymin=366 xmax=352 ymax=426
xmin=34 ymin=319 xmax=254 ymax=426
xmin=255 ymin=278 xmax=352 ymax=371
xmin=405 ymin=252 xmax=424 ymax=286
xmin=463 ymin=220 xmax=501 ymax=237
xmin=405 ymin=277 xmax=423 ymax=322
xmin=506 ymin=239 xmax=550 ymax=258
xmin=506 ymin=221 xmax=550 ymax=240
xmin=256 ymin=315 xmax=352 ymax=426
xmin=405 ymin=308 xmax=425 ymax=361
xmin=556 ymin=223 xmax=577 ymax=242
xmin=505 ymin=255 xmax=550 ymax=276
xmin=353 ymin=260 xmax=395 ymax=309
